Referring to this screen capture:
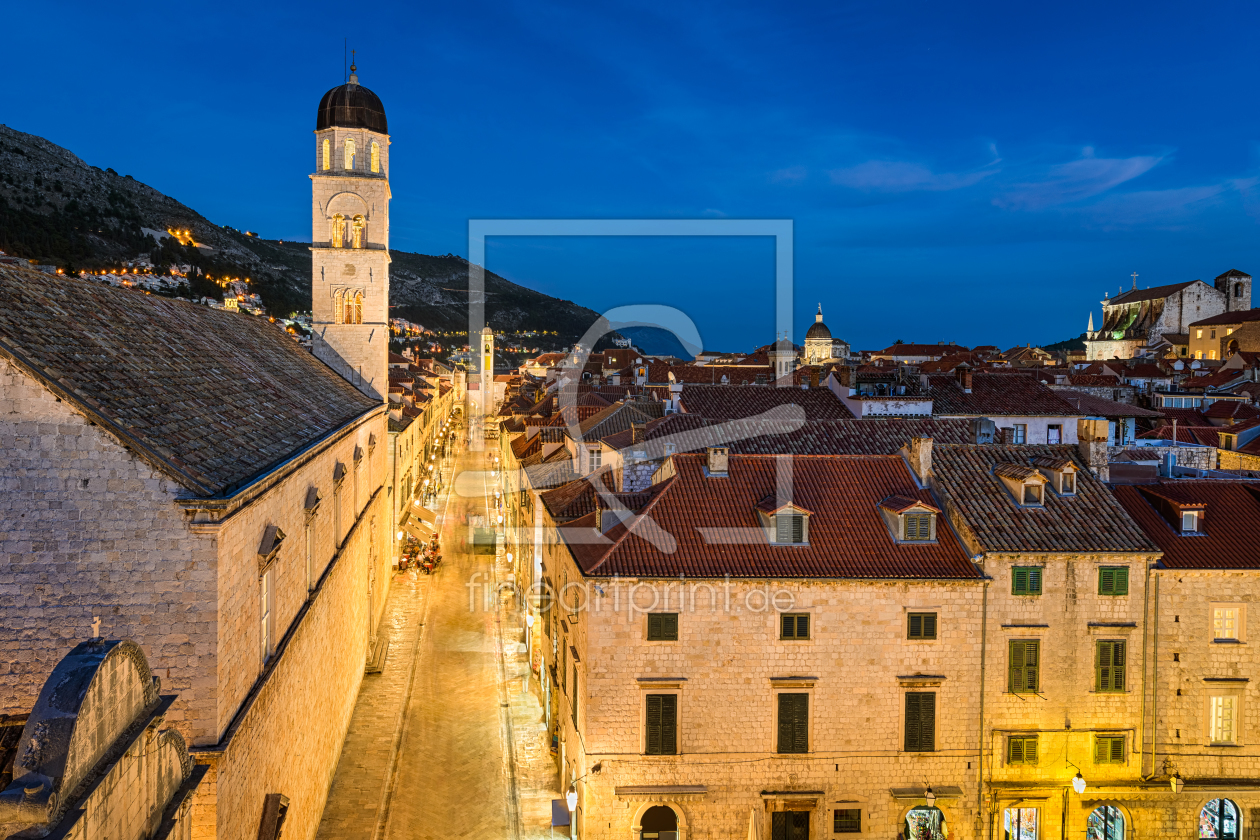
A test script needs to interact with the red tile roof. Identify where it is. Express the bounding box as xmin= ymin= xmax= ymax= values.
xmin=1112 ymin=481 xmax=1260 ymax=568
xmin=1203 ymin=401 xmax=1260 ymax=421
xmin=1139 ymin=426 xmax=1221 ymax=446
xmin=1157 ymin=408 xmax=1210 ymax=427
xmin=677 ymin=385 xmax=855 ymax=420
xmin=1107 ymin=280 xmax=1195 ymax=305
xmin=1188 ymin=308 xmax=1260 ymax=327
xmin=927 ymin=373 xmax=1080 ymax=417
xmin=872 ymin=343 xmax=967 ymax=358
xmin=561 ymin=454 xmax=980 ymax=579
